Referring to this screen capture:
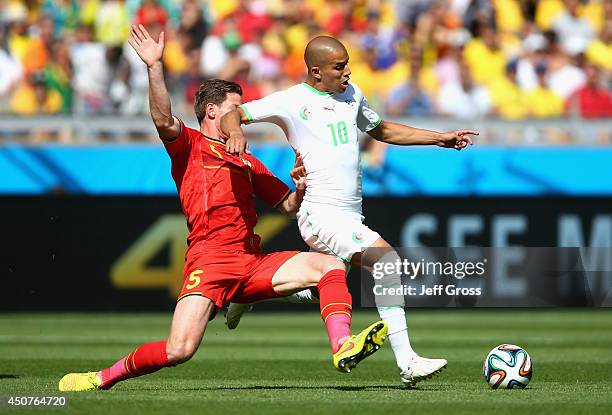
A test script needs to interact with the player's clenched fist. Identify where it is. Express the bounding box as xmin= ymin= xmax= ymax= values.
xmin=128 ymin=24 xmax=165 ymax=68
